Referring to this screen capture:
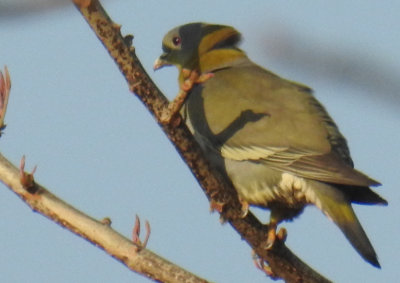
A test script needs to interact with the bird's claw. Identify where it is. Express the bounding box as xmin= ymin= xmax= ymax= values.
xmin=239 ymin=198 xmax=249 ymax=218
xmin=210 ymin=199 xmax=225 ymax=213
xmin=265 ymin=221 xmax=277 ymax=249
xmin=160 ymin=69 xmax=214 ymax=125
xmin=251 ymin=250 xmax=278 ymax=279
xmin=180 ymin=68 xmax=214 ymax=92
xmin=265 ymin=223 xmax=287 ymax=249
